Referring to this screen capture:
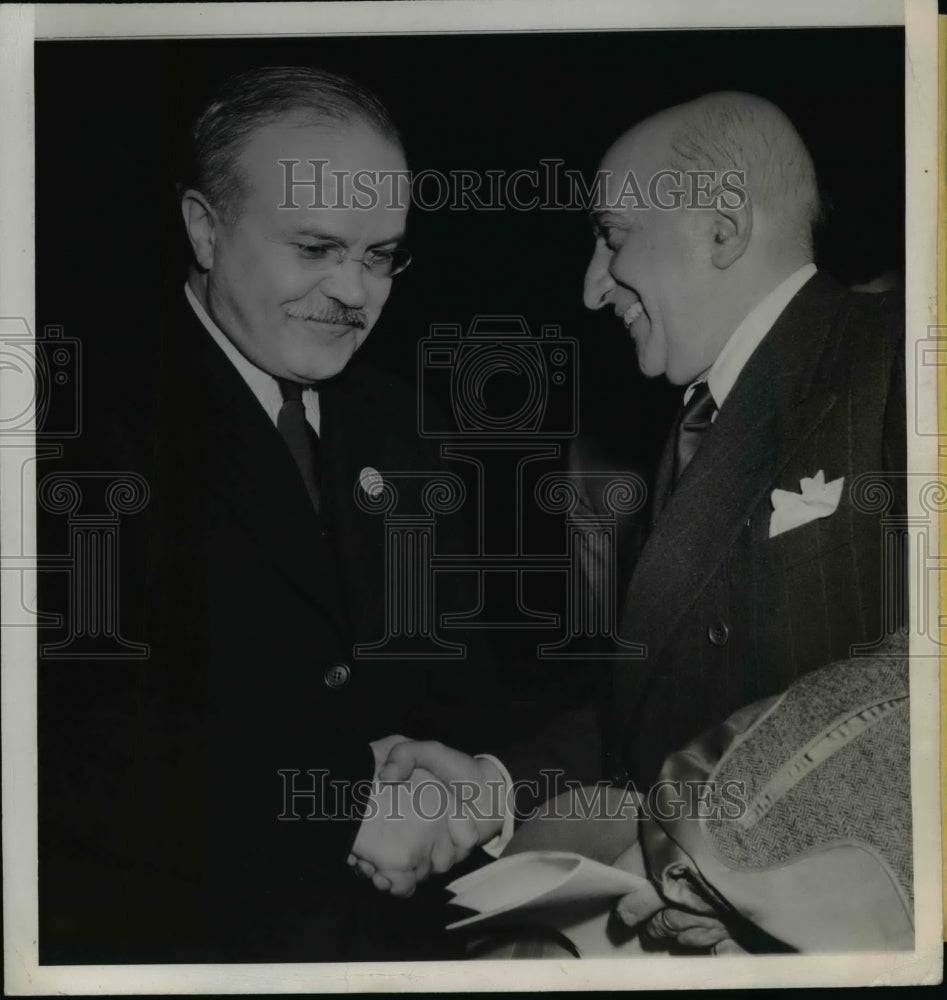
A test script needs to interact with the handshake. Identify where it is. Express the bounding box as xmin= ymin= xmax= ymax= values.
xmin=347 ymin=738 xmax=735 ymax=952
xmin=347 ymin=735 xmax=510 ymax=897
